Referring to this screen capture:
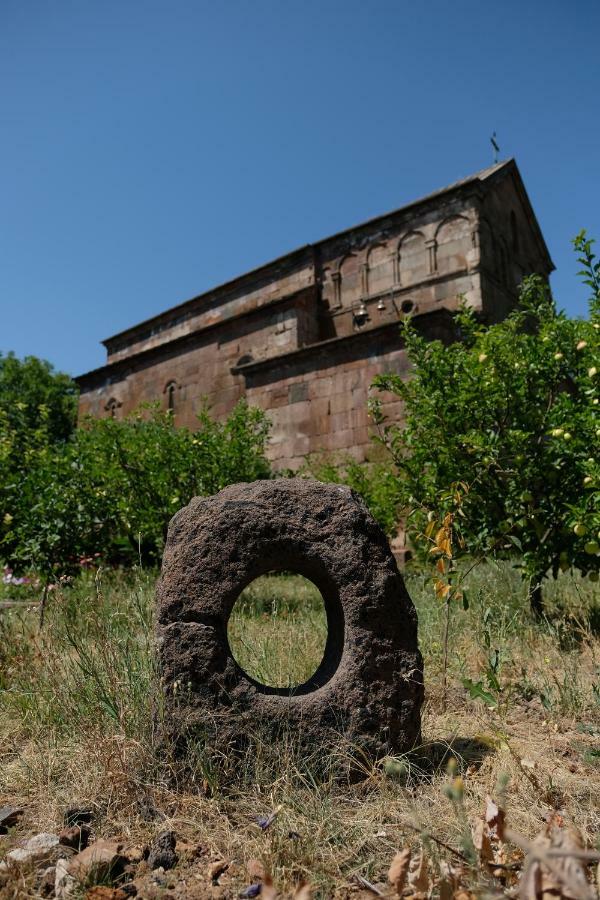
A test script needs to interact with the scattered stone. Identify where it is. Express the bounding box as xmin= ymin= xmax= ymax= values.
xmin=207 ymin=858 xmax=230 ymax=883
xmin=157 ymin=479 xmax=424 ymax=763
xmin=120 ymin=884 xmax=138 ymax=897
xmin=150 ymin=868 xmax=169 ymax=886
xmin=121 ymin=843 xmax=147 ymax=865
xmin=67 ymin=839 xmax=127 ymax=885
xmin=85 ymin=887 xmax=129 ymax=900
xmin=55 ymin=857 xmax=76 ymax=899
xmin=64 ymin=806 xmax=94 ymax=827
xmin=147 ymin=829 xmax=178 ymax=871
xmin=136 ymin=795 xmax=165 ymax=822
xmin=0 ymin=806 xmax=24 ymax=834
xmin=59 ymin=824 xmax=91 ymax=851
xmin=0 ymin=832 xmax=60 ymax=869
xmin=39 ymin=864 xmax=56 ymax=897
